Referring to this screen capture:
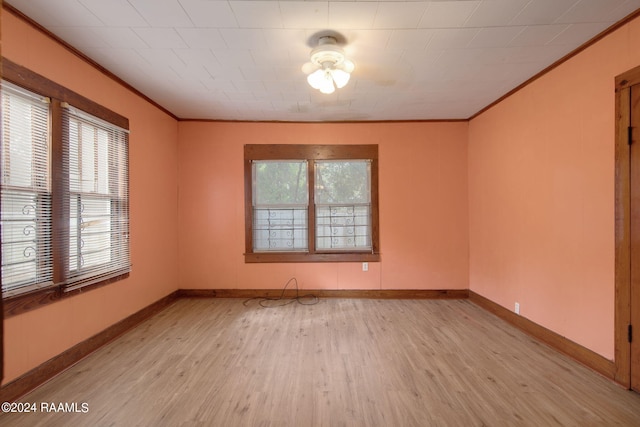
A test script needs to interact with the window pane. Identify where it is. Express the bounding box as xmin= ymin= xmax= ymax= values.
xmin=1 ymin=191 xmax=52 ymax=289
xmin=1 ymin=82 xmax=53 ymax=295
xmin=315 ymin=160 xmax=372 ymax=251
xmin=64 ymin=105 xmax=129 ymax=286
xmin=253 ymin=160 xmax=308 ymax=252
xmin=316 ymin=205 xmax=371 ymax=251
xmin=253 ymin=208 xmax=308 ymax=251
xmin=315 ymin=160 xmax=370 ymax=204
xmin=70 ymin=121 xmax=110 ymax=195
xmin=253 ymin=160 xmax=308 ymax=205
xmin=69 ymin=195 xmax=112 ymax=272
